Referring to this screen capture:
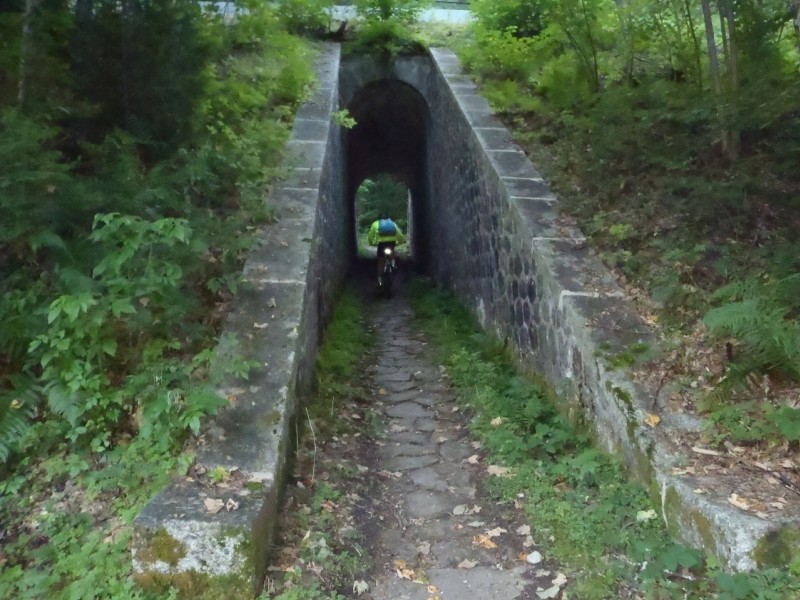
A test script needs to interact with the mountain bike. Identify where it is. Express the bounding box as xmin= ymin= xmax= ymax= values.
xmin=379 ymin=245 xmax=396 ymax=299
